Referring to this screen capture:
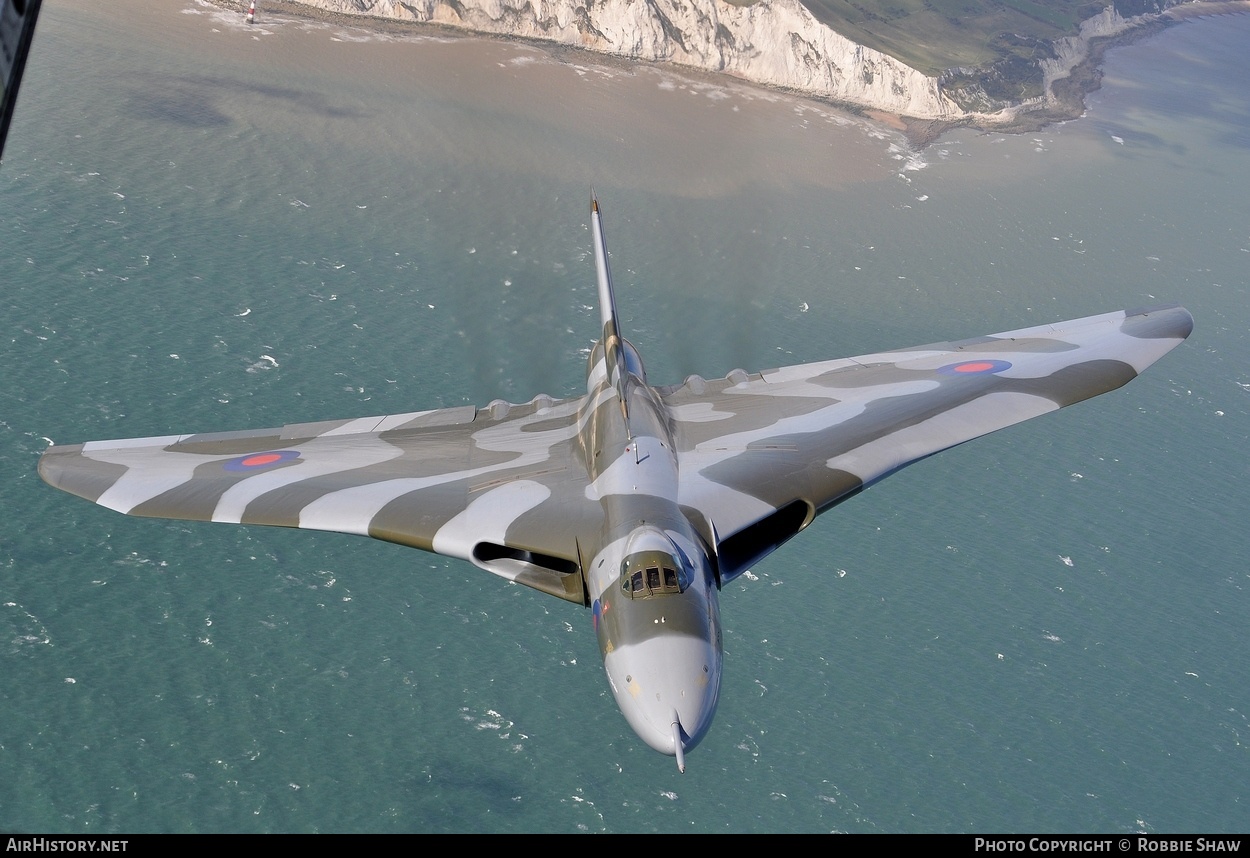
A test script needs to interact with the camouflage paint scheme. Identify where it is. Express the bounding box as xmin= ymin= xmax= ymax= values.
xmin=39 ymin=200 xmax=1194 ymax=770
